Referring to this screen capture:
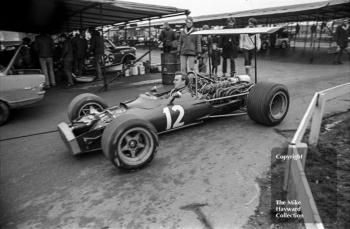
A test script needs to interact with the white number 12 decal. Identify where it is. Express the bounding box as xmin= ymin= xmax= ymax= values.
xmin=163 ymin=105 xmax=185 ymax=130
